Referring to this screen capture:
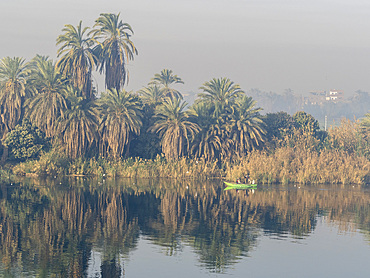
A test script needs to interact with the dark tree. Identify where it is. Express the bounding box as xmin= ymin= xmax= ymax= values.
xmin=2 ymin=120 xmax=48 ymax=162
